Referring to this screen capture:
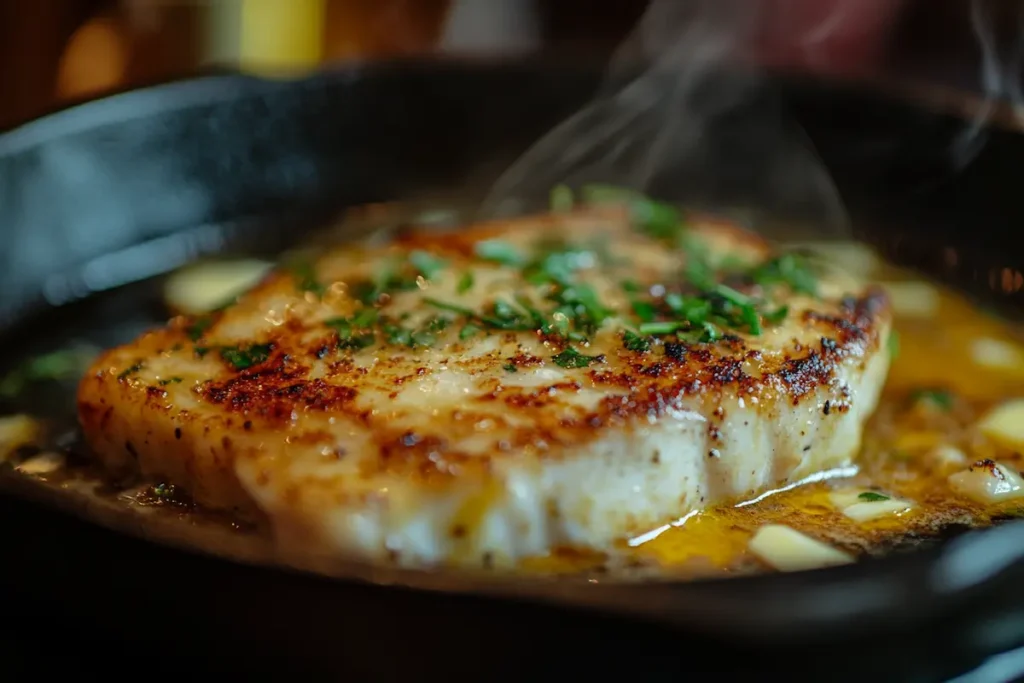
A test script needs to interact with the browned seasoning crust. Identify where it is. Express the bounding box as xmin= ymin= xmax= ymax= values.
xmin=76 ymin=207 xmax=891 ymax=548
